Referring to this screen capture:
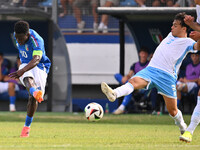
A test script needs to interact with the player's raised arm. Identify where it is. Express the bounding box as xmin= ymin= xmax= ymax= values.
xmin=184 ymin=15 xmax=200 ymax=31
xmin=9 ymin=55 xmax=41 ymax=79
